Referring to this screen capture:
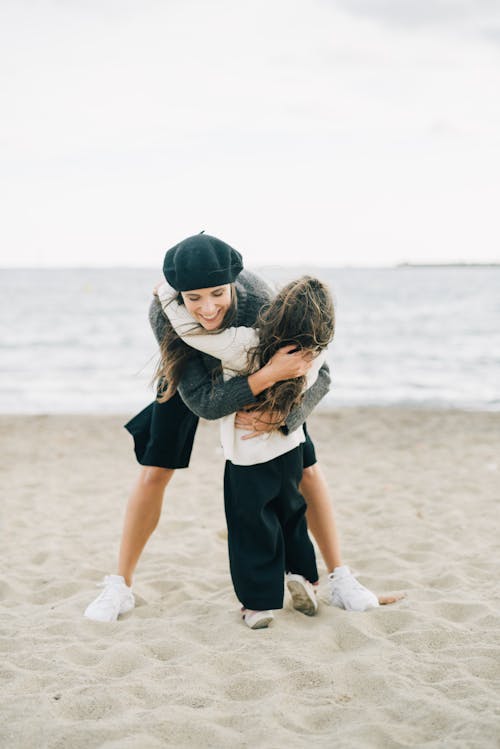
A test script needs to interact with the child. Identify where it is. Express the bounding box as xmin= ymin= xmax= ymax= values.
xmin=157 ymin=274 xmax=335 ymax=629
